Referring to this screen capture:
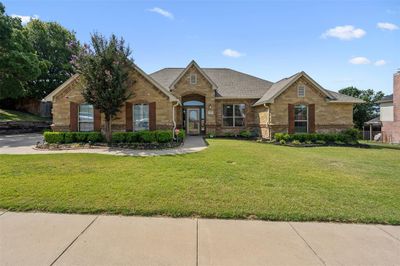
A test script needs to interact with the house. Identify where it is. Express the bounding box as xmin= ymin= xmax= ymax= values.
xmin=378 ymin=71 xmax=400 ymax=143
xmin=44 ymin=60 xmax=362 ymax=139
